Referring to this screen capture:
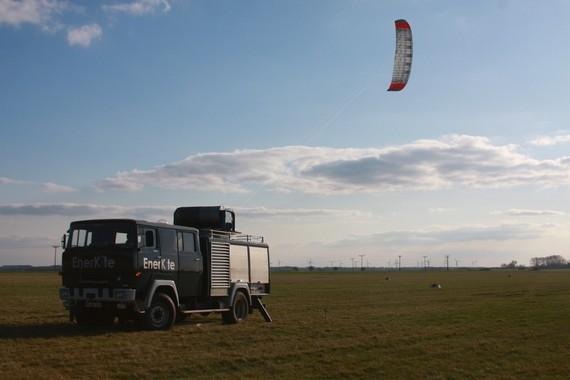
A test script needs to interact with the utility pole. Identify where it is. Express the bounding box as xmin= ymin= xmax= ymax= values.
xmin=358 ymin=254 xmax=365 ymax=271
xmin=350 ymin=257 xmax=356 ymax=271
xmin=51 ymin=245 xmax=59 ymax=268
xmin=422 ymin=256 xmax=428 ymax=271
xmin=398 ymin=255 xmax=402 ymax=271
xmin=445 ymin=255 xmax=450 ymax=271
